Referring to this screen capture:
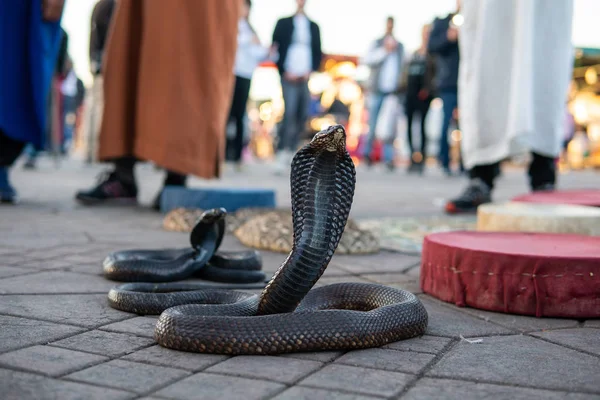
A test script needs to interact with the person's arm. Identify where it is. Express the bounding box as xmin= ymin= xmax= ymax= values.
xmin=312 ymin=23 xmax=323 ymax=72
xmin=427 ymin=18 xmax=452 ymax=55
xmin=89 ymin=4 xmax=100 ymax=73
xmin=360 ymin=41 xmax=387 ymax=66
